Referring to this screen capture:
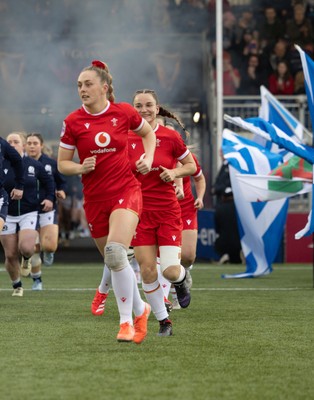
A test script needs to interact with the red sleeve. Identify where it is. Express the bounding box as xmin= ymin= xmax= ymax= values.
xmin=59 ymin=118 xmax=76 ymax=150
xmin=268 ymin=75 xmax=278 ymax=94
xmin=192 ymin=154 xmax=202 ymax=177
xmin=283 ymin=77 xmax=295 ymax=95
xmin=120 ymin=102 xmax=144 ymax=132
